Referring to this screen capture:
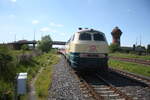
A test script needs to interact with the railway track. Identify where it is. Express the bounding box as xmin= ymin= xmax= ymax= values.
xmin=109 ymin=68 xmax=150 ymax=88
xmin=110 ymin=56 xmax=150 ymax=66
xmin=65 ymin=61 xmax=150 ymax=100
